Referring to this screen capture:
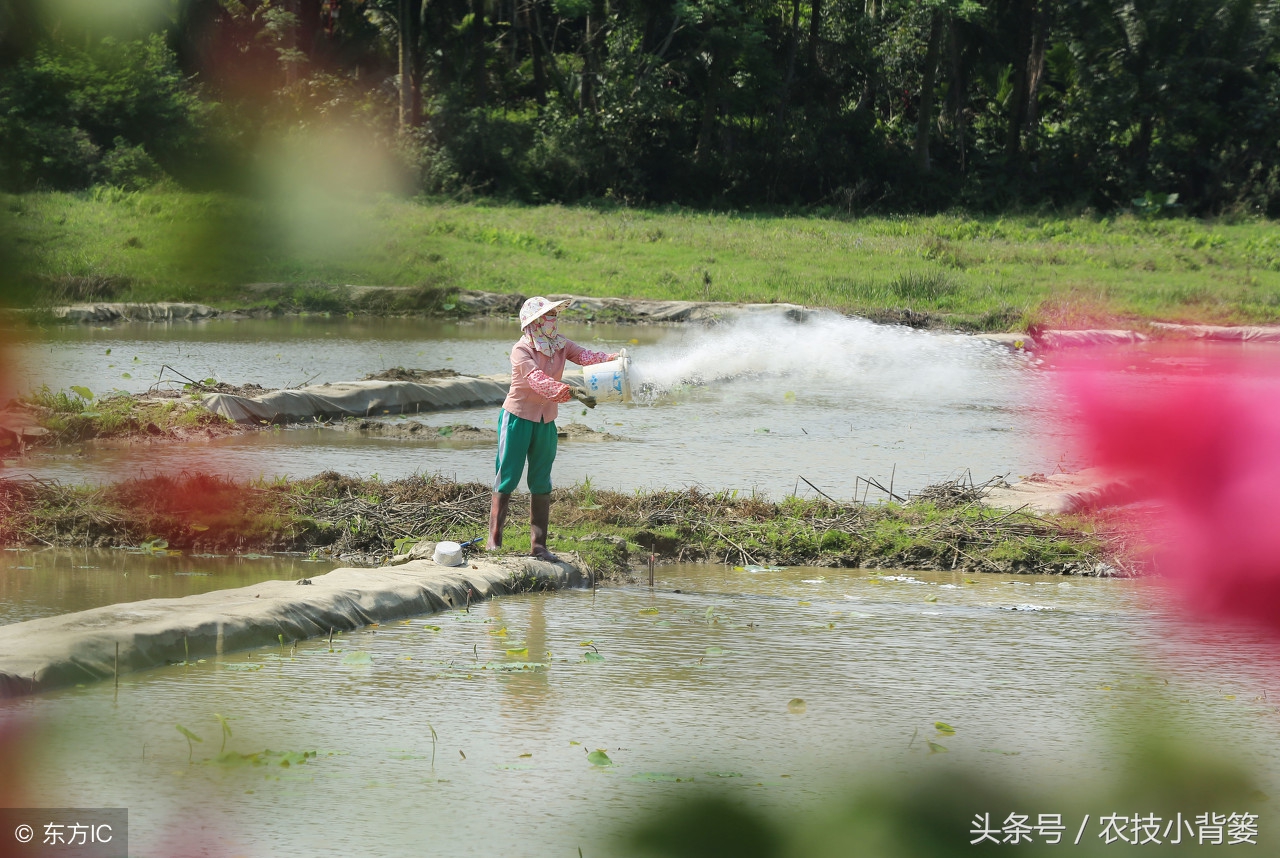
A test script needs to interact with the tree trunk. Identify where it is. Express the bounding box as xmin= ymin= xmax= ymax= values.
xmin=509 ymin=0 xmax=519 ymax=66
xmin=396 ymin=0 xmax=422 ymax=129
xmin=398 ymin=0 xmax=415 ymax=128
xmin=410 ymin=5 xmax=423 ymax=127
xmin=913 ymin=10 xmax=943 ymax=174
xmin=298 ymin=0 xmax=321 ymax=59
xmin=579 ymin=0 xmax=606 ymax=113
xmin=532 ymin=0 xmax=569 ymax=100
xmin=522 ymin=0 xmax=549 ymax=104
xmin=806 ymin=0 xmax=822 ymax=70
xmin=696 ymin=50 xmax=725 ymax=163
xmin=472 ymin=0 xmax=487 ymax=105
xmin=1134 ymin=113 xmax=1154 ymax=181
xmin=1004 ymin=0 xmax=1033 ymax=158
xmin=1021 ymin=0 xmax=1049 ymax=145
xmin=851 ymin=77 xmax=874 ymax=123
xmin=775 ymin=0 xmax=802 ymax=129
xmin=947 ymin=16 xmax=968 ymax=172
